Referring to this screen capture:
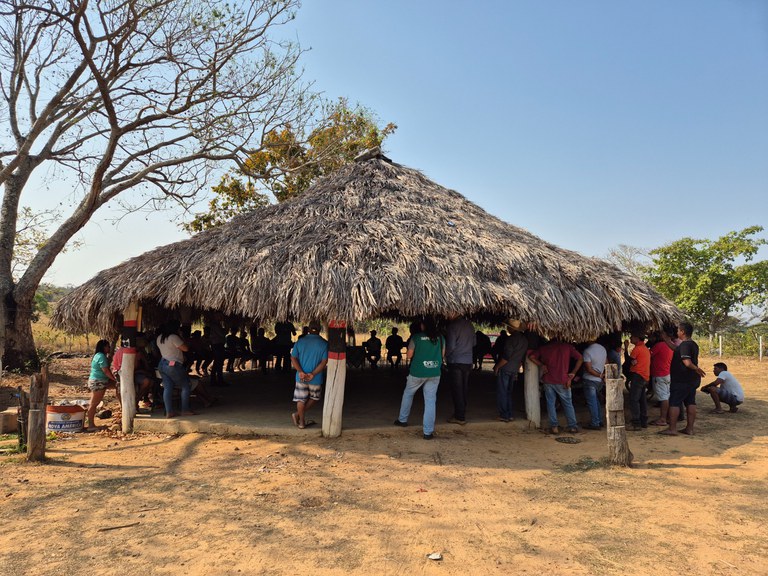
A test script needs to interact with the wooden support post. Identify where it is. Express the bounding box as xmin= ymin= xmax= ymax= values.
xmin=17 ymin=386 xmax=29 ymax=451
xmin=605 ymin=363 xmax=633 ymax=467
xmin=524 ymin=357 xmax=540 ymax=428
xmin=26 ymin=367 xmax=49 ymax=462
xmin=120 ymin=302 xmax=140 ymax=434
xmin=322 ymin=320 xmax=347 ymax=438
